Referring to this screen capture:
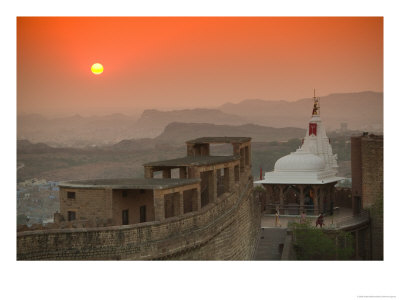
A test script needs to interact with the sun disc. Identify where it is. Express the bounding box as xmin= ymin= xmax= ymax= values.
xmin=91 ymin=63 xmax=103 ymax=75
